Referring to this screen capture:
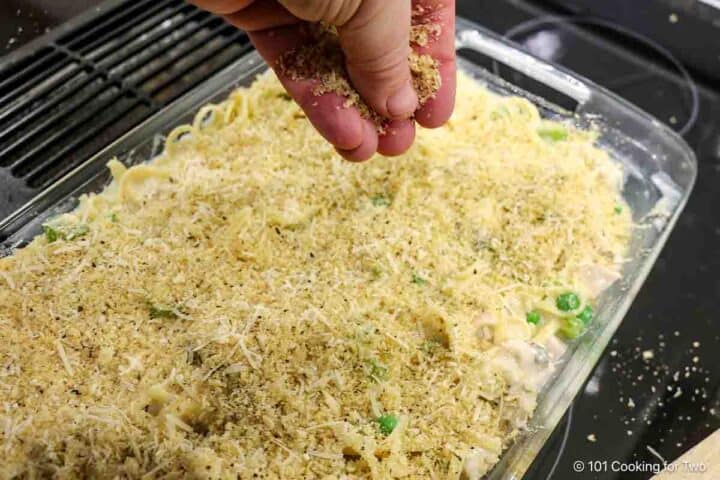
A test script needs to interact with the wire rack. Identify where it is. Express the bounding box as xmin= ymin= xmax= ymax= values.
xmin=0 ymin=0 xmax=252 ymax=218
